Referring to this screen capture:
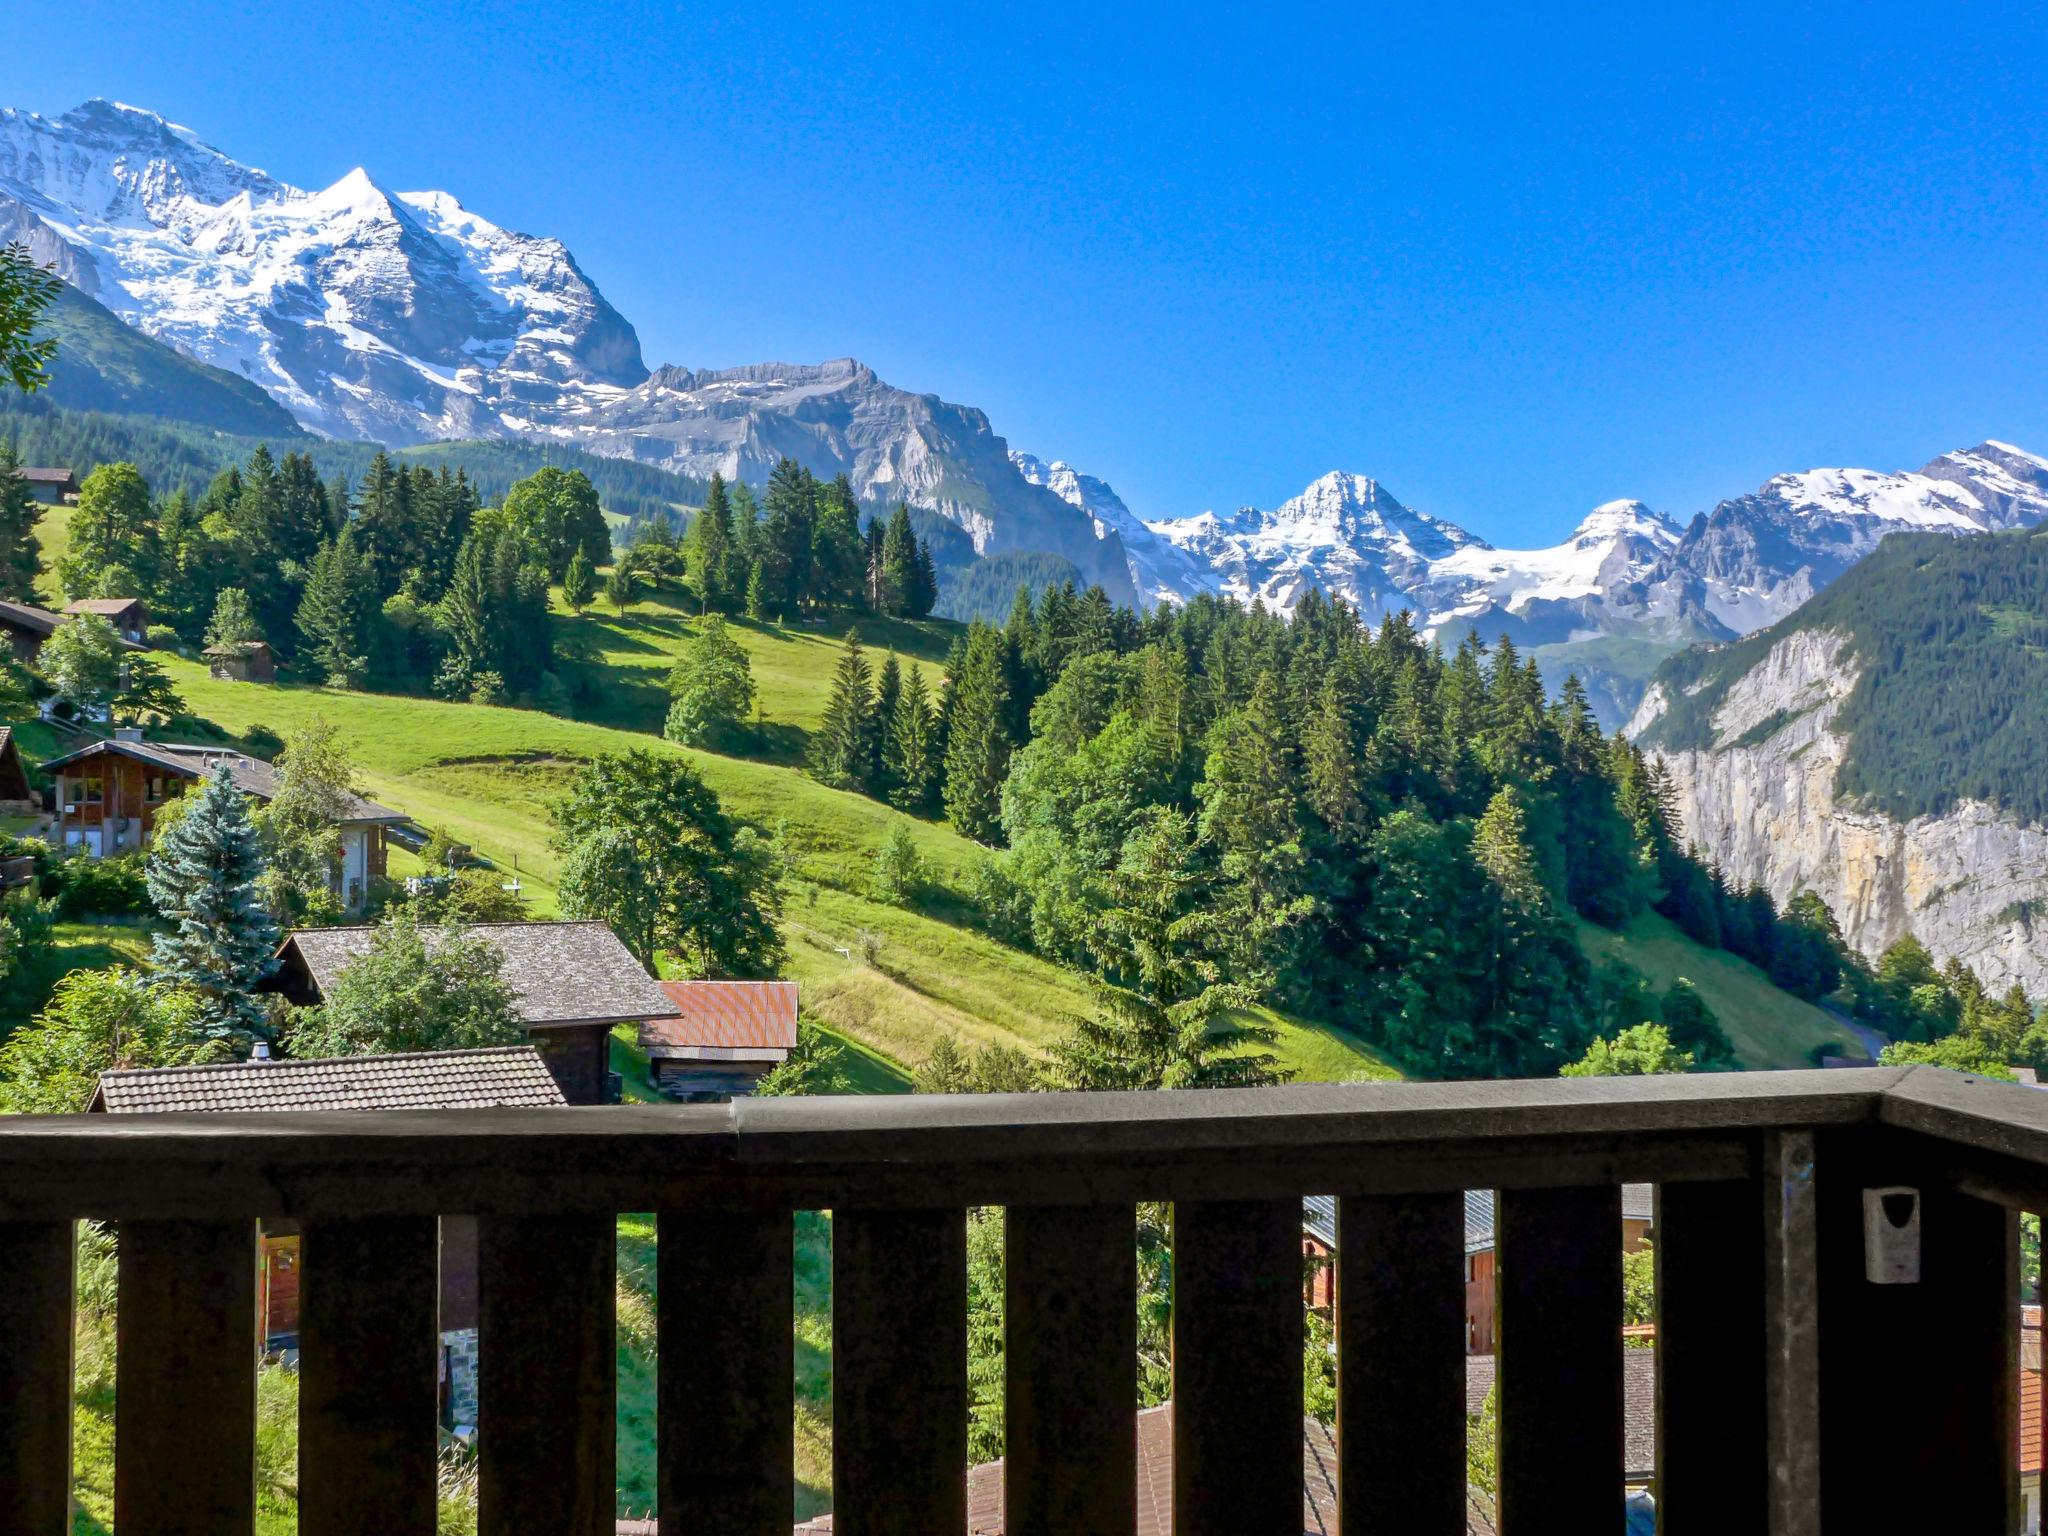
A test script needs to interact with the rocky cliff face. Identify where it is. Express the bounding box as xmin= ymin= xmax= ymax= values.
xmin=1629 ymin=629 xmax=2048 ymax=995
